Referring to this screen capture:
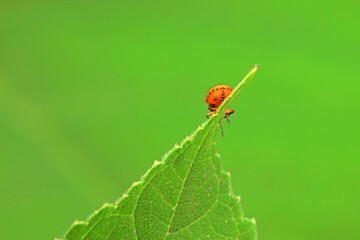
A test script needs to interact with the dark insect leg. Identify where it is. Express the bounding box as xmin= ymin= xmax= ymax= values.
xmin=224 ymin=113 xmax=231 ymax=122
